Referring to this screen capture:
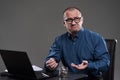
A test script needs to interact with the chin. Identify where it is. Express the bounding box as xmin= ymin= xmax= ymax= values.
xmin=70 ymin=30 xmax=79 ymax=34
